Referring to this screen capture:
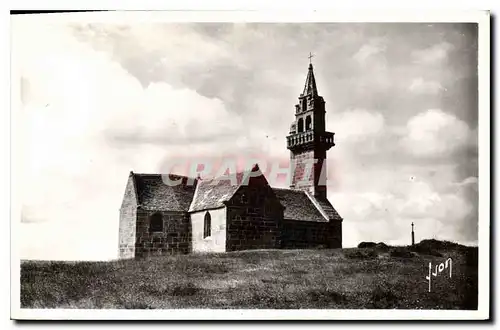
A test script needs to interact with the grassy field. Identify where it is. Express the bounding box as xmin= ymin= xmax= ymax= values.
xmin=20 ymin=240 xmax=478 ymax=309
